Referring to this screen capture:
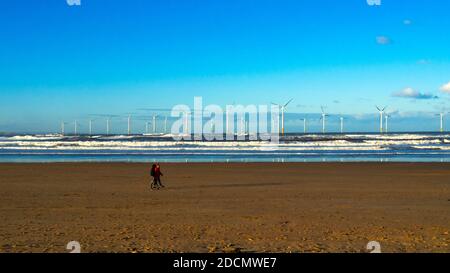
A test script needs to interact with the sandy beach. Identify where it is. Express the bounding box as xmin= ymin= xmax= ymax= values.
xmin=0 ymin=162 xmax=449 ymax=253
